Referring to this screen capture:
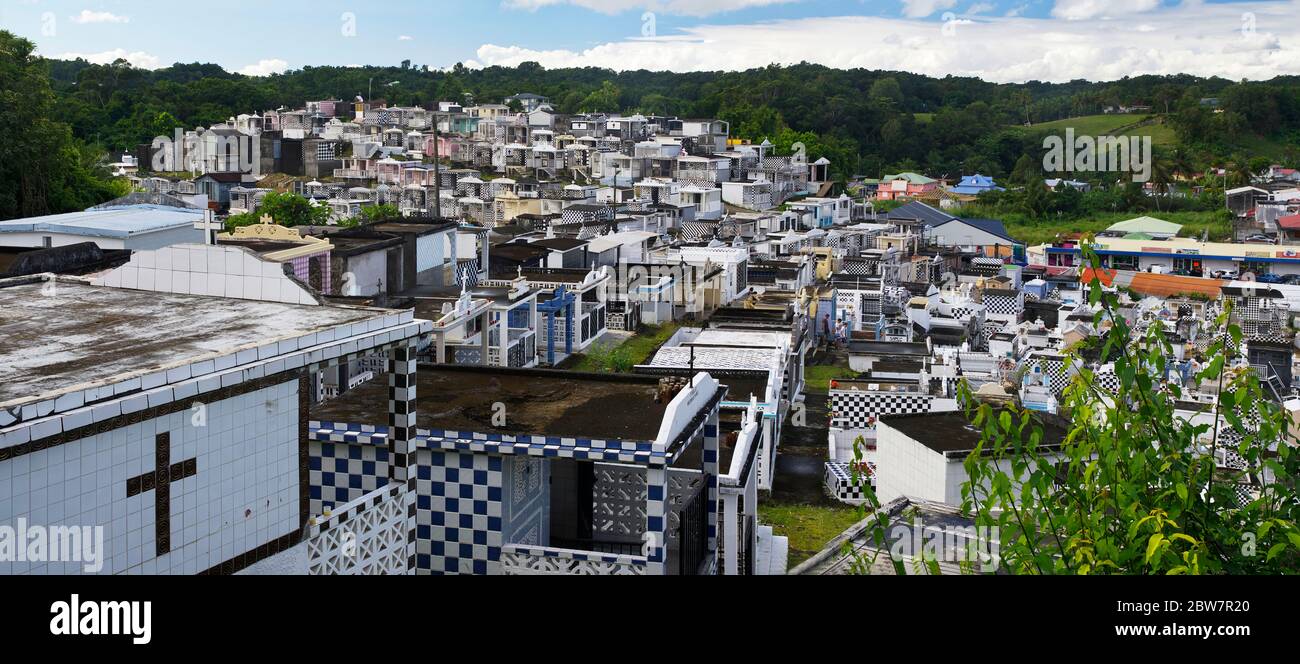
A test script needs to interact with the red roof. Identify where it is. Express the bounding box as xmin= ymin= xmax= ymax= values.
xmin=1081 ymin=267 xmax=1117 ymax=287
xmin=1129 ymin=273 xmax=1222 ymax=299
xmin=1279 ymin=214 xmax=1300 ymax=231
